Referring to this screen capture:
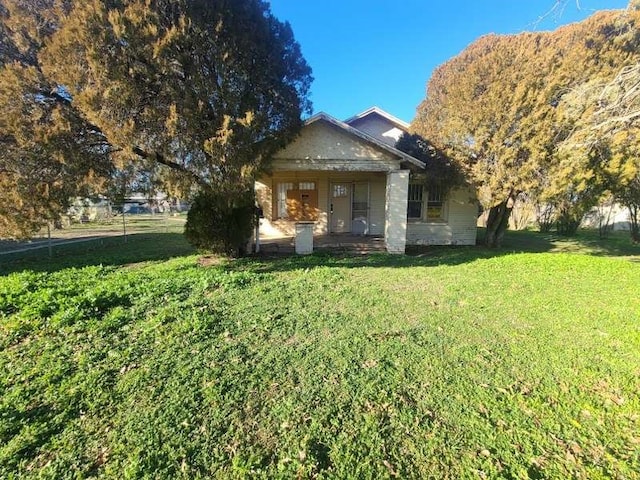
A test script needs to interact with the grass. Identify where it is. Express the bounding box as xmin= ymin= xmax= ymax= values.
xmin=0 ymin=214 xmax=187 ymax=255
xmin=1 ymin=230 xmax=639 ymax=478
xmin=0 ymin=233 xmax=196 ymax=275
